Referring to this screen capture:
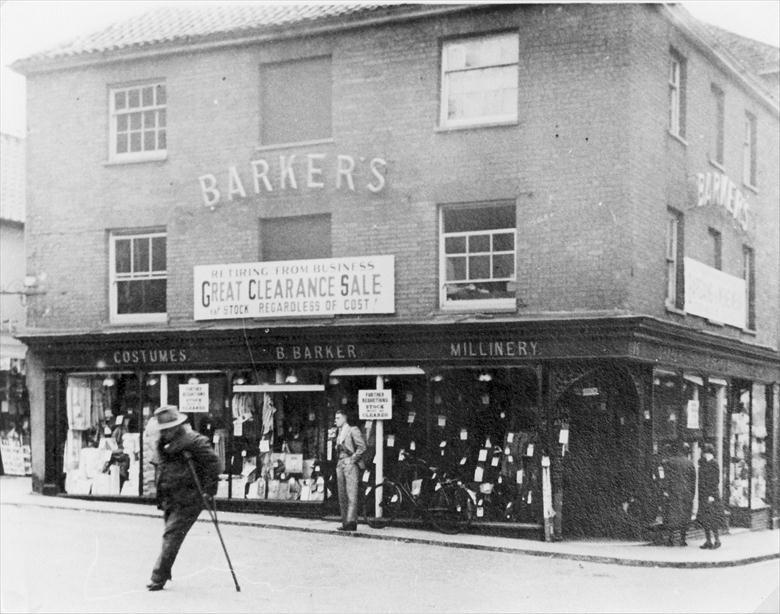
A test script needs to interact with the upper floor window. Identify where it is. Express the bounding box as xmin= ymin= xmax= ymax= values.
xmin=440 ymin=202 xmax=516 ymax=310
xmin=743 ymin=245 xmax=755 ymax=330
xmin=743 ymin=112 xmax=757 ymax=188
xmin=109 ymin=231 xmax=166 ymax=324
xmin=261 ymin=214 xmax=331 ymax=261
xmin=668 ymin=51 xmax=686 ymax=140
xmin=260 ymin=56 xmax=332 ymax=146
xmin=440 ymin=33 xmax=519 ymax=129
xmin=666 ymin=208 xmax=683 ymax=309
xmin=109 ymin=82 xmax=167 ymax=162
xmin=711 ymin=84 xmax=724 ymax=165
